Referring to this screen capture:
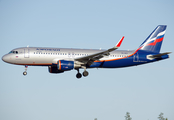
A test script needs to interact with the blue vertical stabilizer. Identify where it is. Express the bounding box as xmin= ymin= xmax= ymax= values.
xmin=139 ymin=25 xmax=167 ymax=53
